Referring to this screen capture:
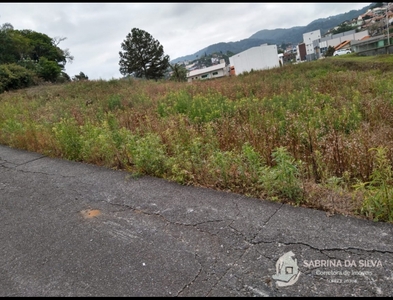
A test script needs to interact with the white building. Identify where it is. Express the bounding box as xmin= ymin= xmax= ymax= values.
xmin=229 ymin=44 xmax=280 ymax=75
xmin=186 ymin=59 xmax=229 ymax=82
xmin=303 ymin=30 xmax=321 ymax=55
